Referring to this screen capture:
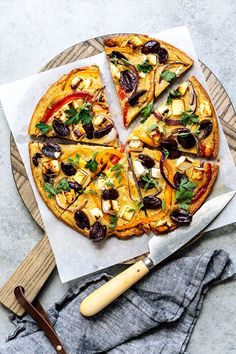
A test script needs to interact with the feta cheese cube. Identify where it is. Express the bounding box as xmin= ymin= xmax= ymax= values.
xmin=178 ymin=82 xmax=188 ymax=96
xmin=172 ymin=99 xmax=185 ymax=116
xmin=74 ymin=169 xmax=89 ymax=185
xmin=120 ymin=205 xmax=135 ymax=221
xmin=42 ymin=160 xmax=60 ymax=175
xmin=199 ymin=101 xmax=212 ymax=116
xmin=93 ymin=115 xmax=105 ymax=126
xmin=146 ymin=54 xmax=157 ymax=65
xmin=133 ymin=160 xmax=147 ymax=176
xmin=91 ymin=207 xmax=103 ymax=220
xmin=151 ymin=167 xmax=161 ymax=179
